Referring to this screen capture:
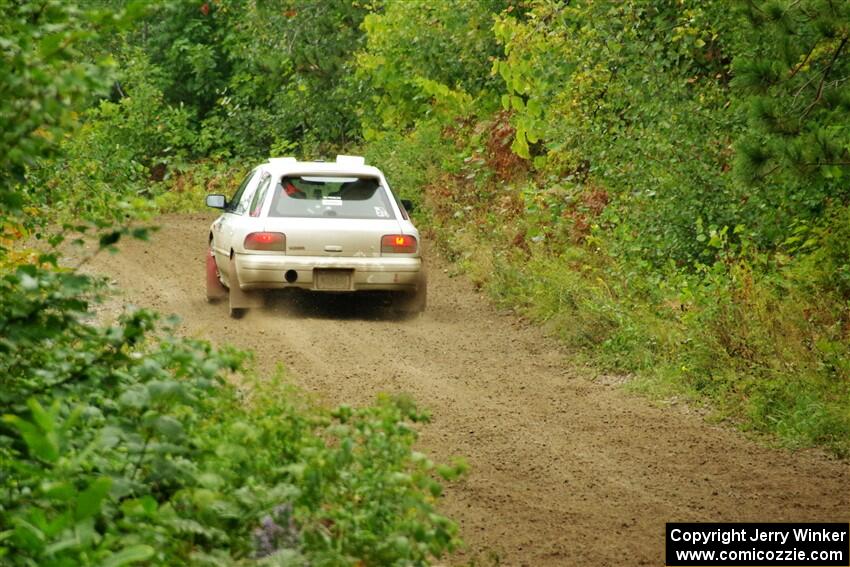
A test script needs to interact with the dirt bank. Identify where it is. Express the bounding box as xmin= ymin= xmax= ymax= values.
xmin=87 ymin=214 xmax=850 ymax=566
